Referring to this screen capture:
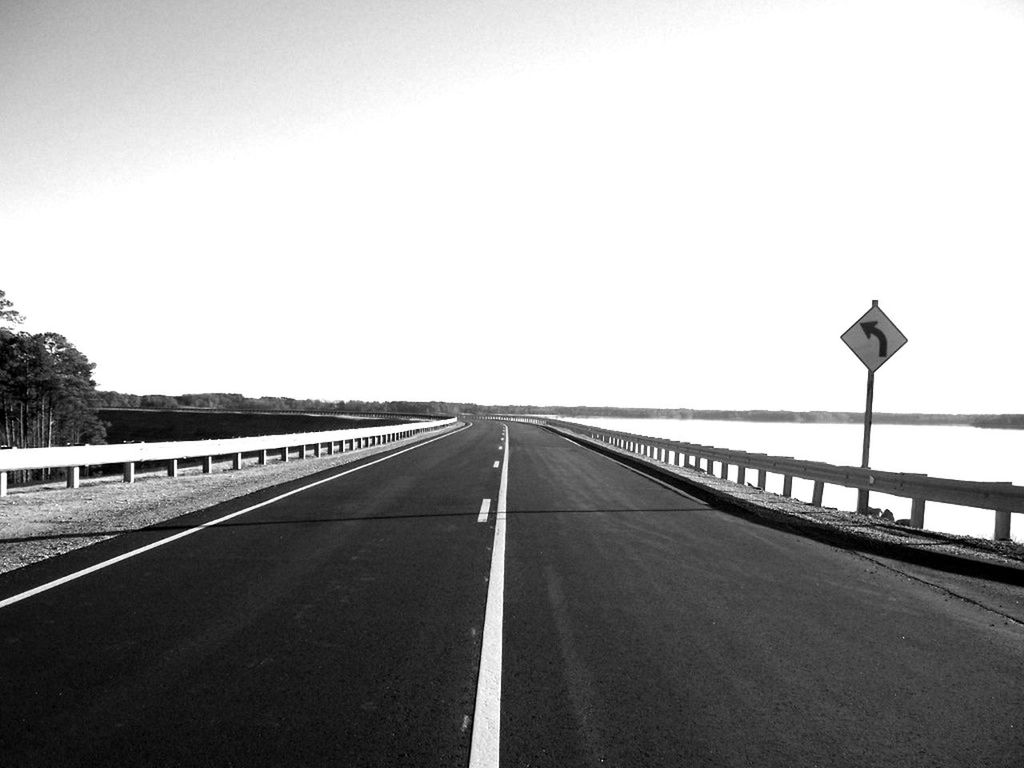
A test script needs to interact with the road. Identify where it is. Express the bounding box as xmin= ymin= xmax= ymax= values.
xmin=1 ymin=420 xmax=1022 ymax=766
